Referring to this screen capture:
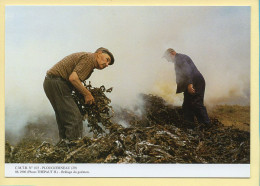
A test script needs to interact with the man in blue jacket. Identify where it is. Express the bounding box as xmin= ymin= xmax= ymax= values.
xmin=163 ymin=48 xmax=211 ymax=127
